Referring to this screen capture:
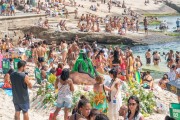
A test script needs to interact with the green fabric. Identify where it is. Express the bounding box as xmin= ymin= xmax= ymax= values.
xmin=93 ymin=92 xmax=108 ymax=113
xmin=25 ymin=50 xmax=32 ymax=58
xmin=72 ymin=51 xmax=96 ymax=78
xmin=13 ymin=58 xmax=20 ymax=71
xmin=35 ymin=67 xmax=42 ymax=84
xmin=2 ymin=59 xmax=10 ymax=74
